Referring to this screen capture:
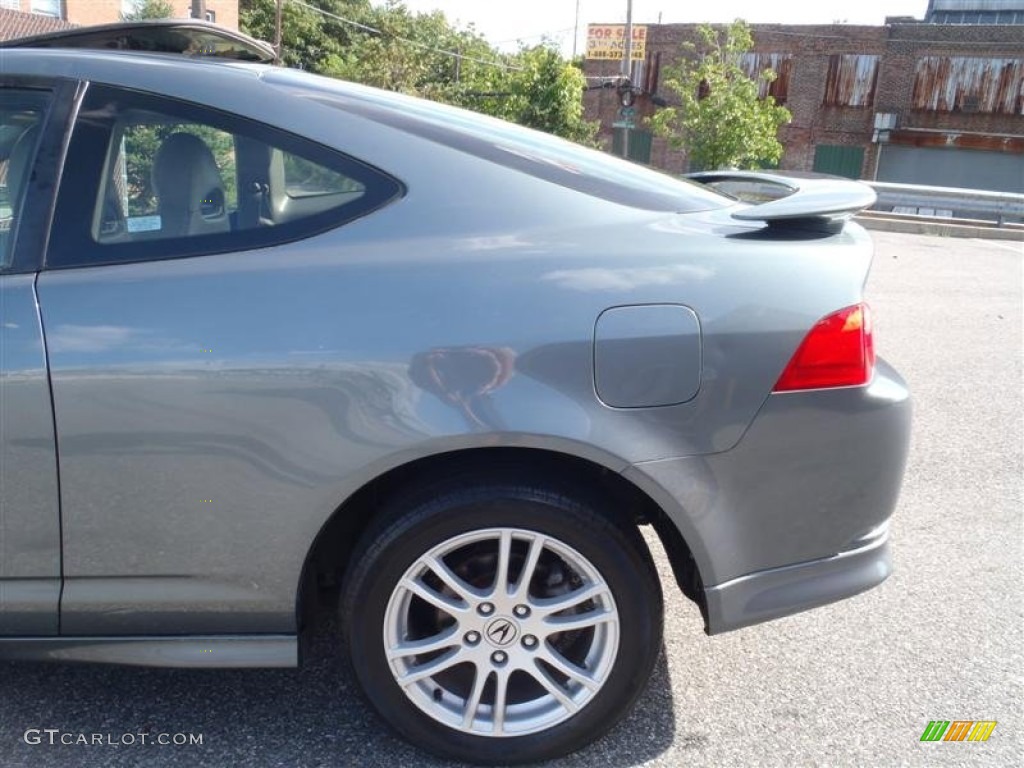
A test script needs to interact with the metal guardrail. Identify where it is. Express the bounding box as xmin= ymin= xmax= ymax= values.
xmin=867 ymin=181 xmax=1024 ymax=226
